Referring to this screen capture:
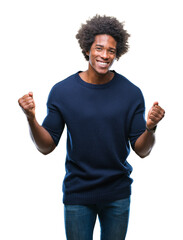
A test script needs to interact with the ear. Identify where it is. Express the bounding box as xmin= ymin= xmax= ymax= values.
xmin=86 ymin=51 xmax=89 ymax=56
